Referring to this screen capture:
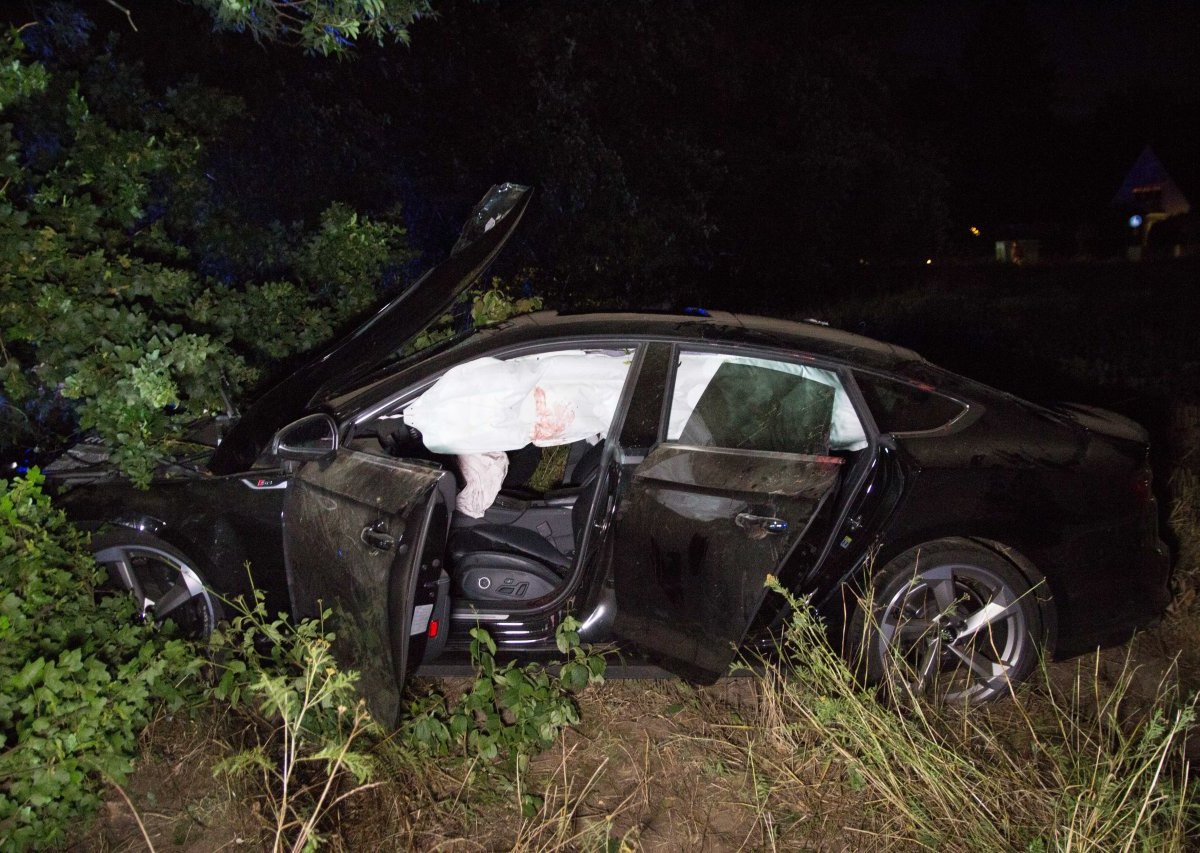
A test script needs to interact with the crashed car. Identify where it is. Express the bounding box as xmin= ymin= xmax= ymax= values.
xmin=52 ymin=184 xmax=1171 ymax=724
